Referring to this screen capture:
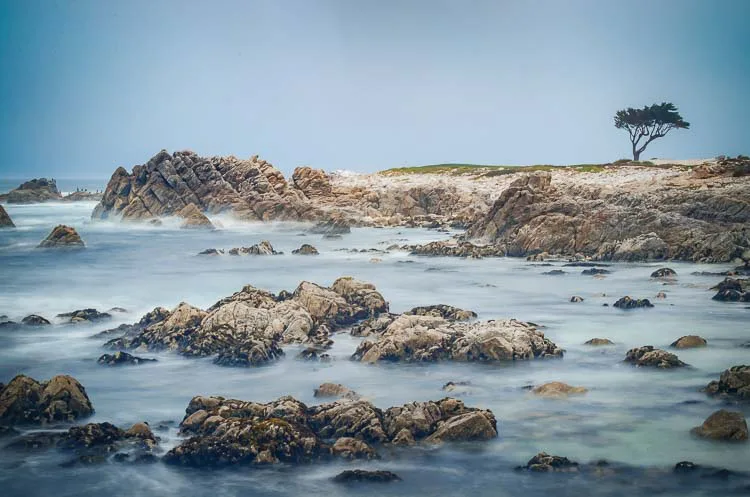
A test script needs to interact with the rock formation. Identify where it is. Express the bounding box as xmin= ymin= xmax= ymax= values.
xmin=0 ymin=178 xmax=62 ymax=203
xmin=37 ymin=225 xmax=85 ymax=249
xmin=0 ymin=375 xmax=94 ymax=426
xmin=163 ymin=394 xmax=497 ymax=467
xmin=177 ymin=203 xmax=214 ymax=229
xmin=703 ymin=365 xmax=750 ymax=400
xmin=624 ymin=346 xmax=687 ymax=368
xmin=531 ymin=382 xmax=588 ymax=398
xmin=691 ymin=410 xmax=748 ymax=441
xmin=670 ymin=335 xmax=707 ymax=349
xmin=292 ymin=244 xmax=319 ymax=255
xmin=0 ymin=205 xmax=14 ymax=227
